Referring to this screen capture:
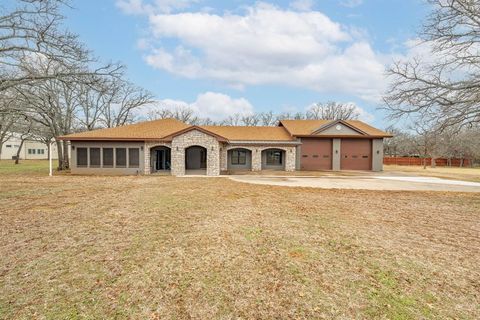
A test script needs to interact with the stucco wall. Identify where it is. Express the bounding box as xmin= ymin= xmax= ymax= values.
xmin=70 ymin=141 xmax=144 ymax=175
xmin=332 ymin=138 xmax=341 ymax=171
xmin=372 ymin=138 xmax=384 ymax=172
xmin=316 ymin=123 xmax=362 ymax=135
xmin=171 ymin=130 xmax=221 ymax=176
